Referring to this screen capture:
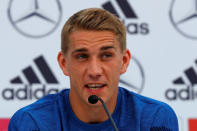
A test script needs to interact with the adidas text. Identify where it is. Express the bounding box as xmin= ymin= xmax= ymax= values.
xmin=165 ymin=85 xmax=197 ymax=100
xmin=2 ymin=85 xmax=61 ymax=100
